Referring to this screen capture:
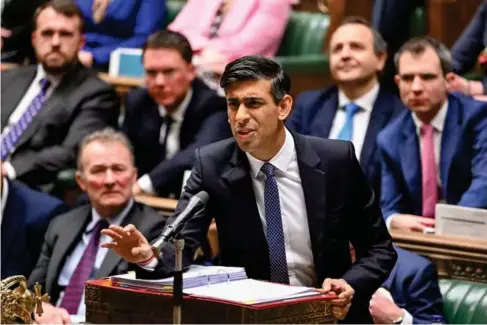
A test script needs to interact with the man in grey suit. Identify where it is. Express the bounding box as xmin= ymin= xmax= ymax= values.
xmin=28 ymin=129 xmax=166 ymax=323
xmin=0 ymin=0 xmax=119 ymax=187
